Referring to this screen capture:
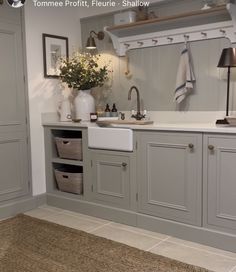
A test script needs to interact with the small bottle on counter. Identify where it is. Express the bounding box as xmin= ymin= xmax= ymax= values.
xmin=111 ymin=103 xmax=118 ymax=117
xmin=90 ymin=112 xmax=98 ymax=122
xmin=104 ymin=104 xmax=111 ymax=117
